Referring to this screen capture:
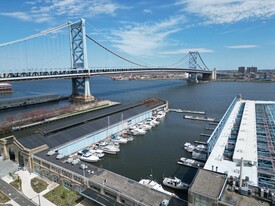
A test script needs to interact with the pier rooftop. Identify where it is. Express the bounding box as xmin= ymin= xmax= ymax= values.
xmin=205 ymin=97 xmax=275 ymax=189
xmin=15 ymin=98 xmax=165 ymax=150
